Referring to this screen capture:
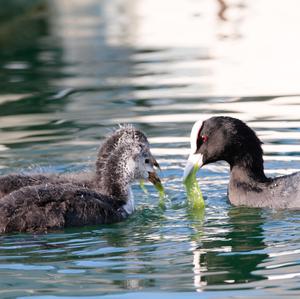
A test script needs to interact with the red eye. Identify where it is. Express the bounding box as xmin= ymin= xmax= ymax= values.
xmin=202 ymin=135 xmax=208 ymax=143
